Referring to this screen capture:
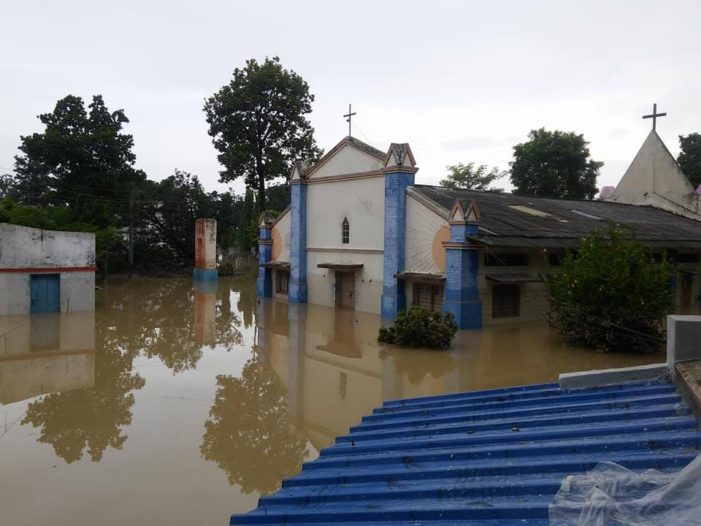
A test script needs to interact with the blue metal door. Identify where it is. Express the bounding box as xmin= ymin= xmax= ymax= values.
xmin=30 ymin=274 xmax=60 ymax=313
